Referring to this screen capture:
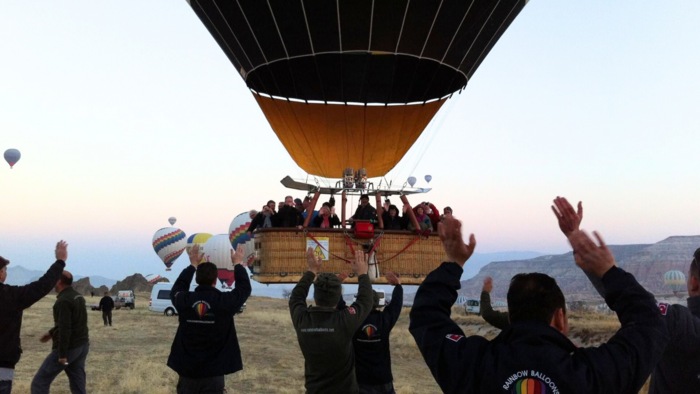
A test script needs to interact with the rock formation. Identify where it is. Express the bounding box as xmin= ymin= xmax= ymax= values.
xmin=110 ymin=273 xmax=156 ymax=294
